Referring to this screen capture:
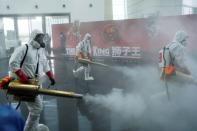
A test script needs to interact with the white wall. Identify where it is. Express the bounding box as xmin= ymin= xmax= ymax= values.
xmin=127 ymin=0 xmax=183 ymax=19
xmin=0 ymin=0 xmax=105 ymax=22
xmin=70 ymin=0 xmax=104 ymax=22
